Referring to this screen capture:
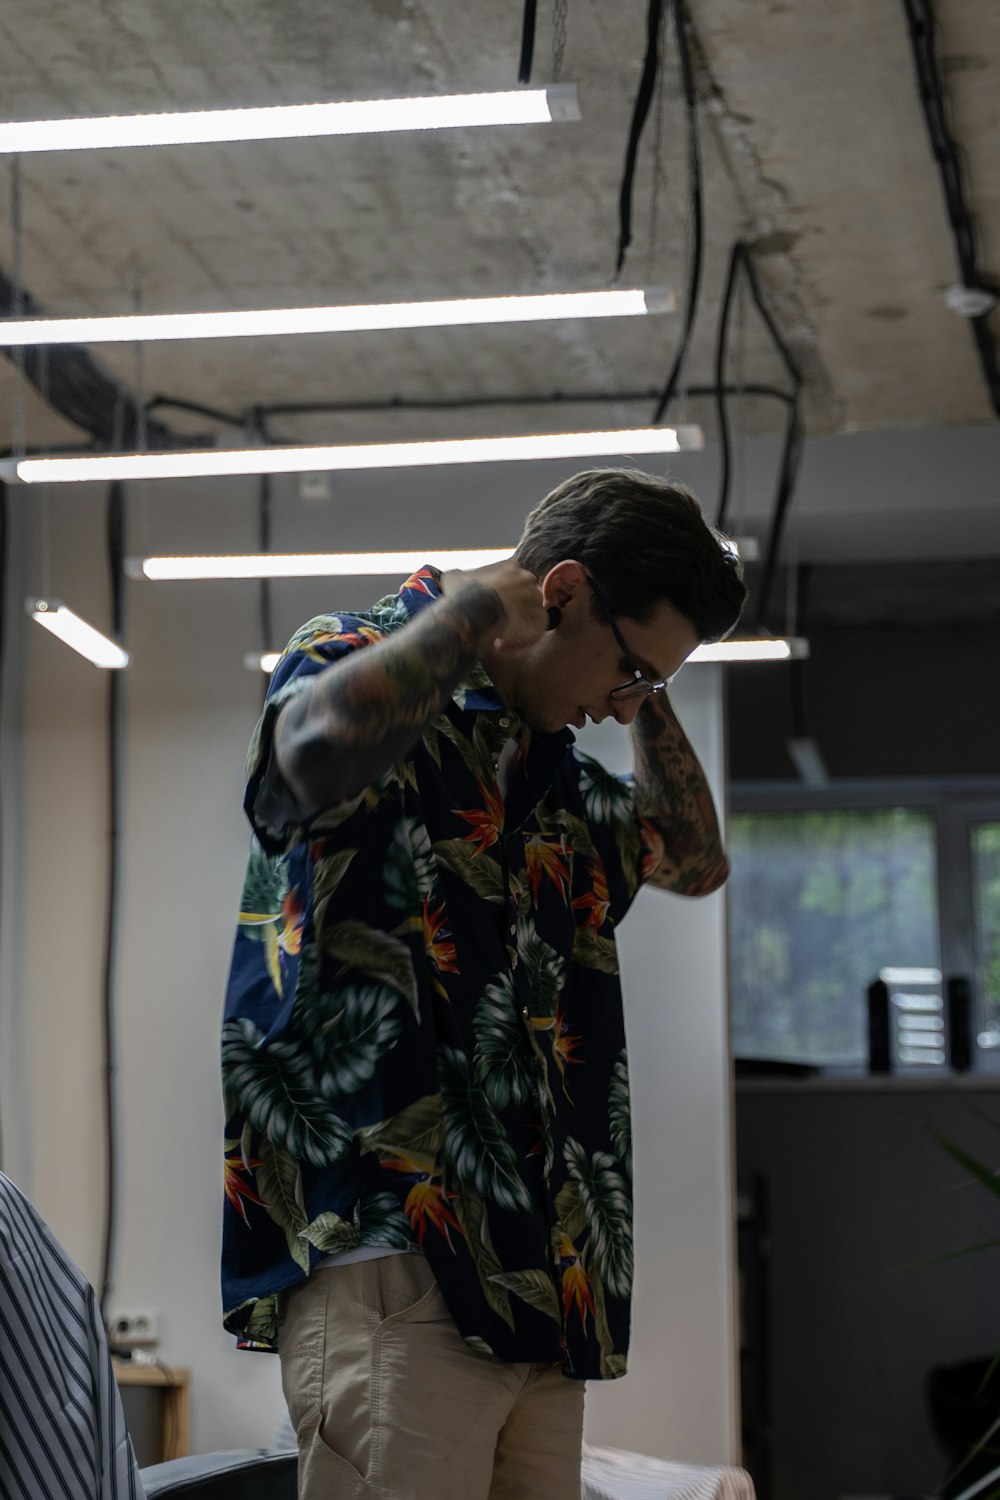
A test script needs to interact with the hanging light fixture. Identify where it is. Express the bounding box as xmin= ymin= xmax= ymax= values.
xmin=0 ymin=86 xmax=579 ymax=155
xmin=0 ymin=287 xmax=673 ymax=347
xmin=4 ymin=425 xmax=703 ymax=485
xmin=688 ymin=636 xmax=809 ymax=664
xmin=26 ymin=599 xmax=129 ymax=669
xmin=129 ymin=548 xmax=511 ymax=581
